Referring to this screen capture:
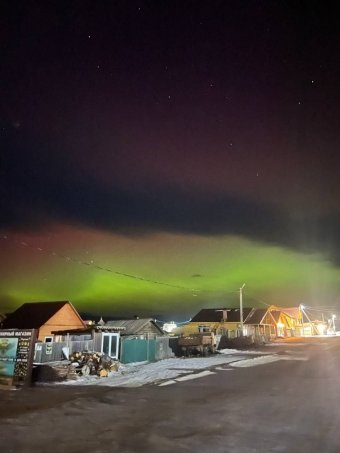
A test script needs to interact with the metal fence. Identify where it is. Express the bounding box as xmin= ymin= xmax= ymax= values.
xmin=120 ymin=337 xmax=173 ymax=364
